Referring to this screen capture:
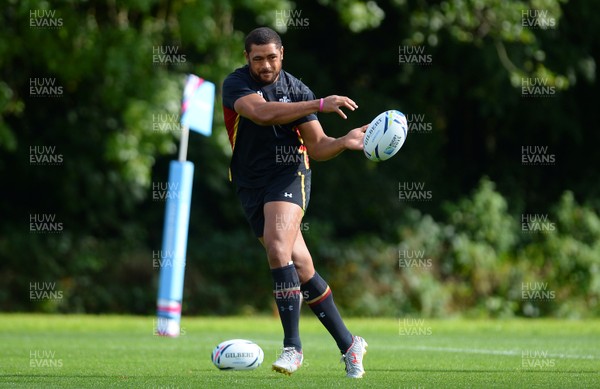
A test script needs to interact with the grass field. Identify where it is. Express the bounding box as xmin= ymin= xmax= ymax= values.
xmin=1 ymin=314 xmax=599 ymax=388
